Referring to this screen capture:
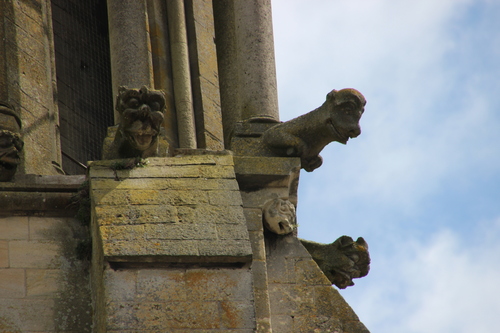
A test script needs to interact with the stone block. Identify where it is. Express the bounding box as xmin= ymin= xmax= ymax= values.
xmin=95 ymin=205 xmax=179 ymax=225
xmin=101 ymin=224 xmax=146 ymax=241
xmin=0 ymin=241 xmax=8 ymax=267
xmin=162 ymin=301 xmax=221 ymax=329
xmin=220 ymin=300 xmax=256 ymax=329
xmin=248 ymin=230 xmax=266 ymax=260
xmin=103 ymin=239 xmax=200 ymax=259
xmin=240 ymin=188 xmax=289 ymax=208
xmin=244 ymin=208 xmax=264 ymax=231
xmin=0 ymin=268 xmax=25 ymax=297
xmin=144 ymin=223 xmax=218 ymax=240
xmin=217 ymin=224 xmax=251 ymax=240
xmin=294 ymin=258 xmax=331 ymax=286
xmin=197 ymin=240 xmax=252 ymax=258
xmin=208 ymin=190 xmax=243 ymax=206
xmin=107 ymin=300 xmax=221 ymax=330
xmin=29 ymin=217 xmax=72 ymax=240
xmin=166 ymin=178 xmax=239 ymax=190
xmin=177 ymin=204 xmax=245 ymax=224
xmin=184 ymin=268 xmax=253 ymax=301
xmin=0 ymin=299 xmax=55 ymax=331
xmin=9 ymin=240 xmax=61 ymax=269
xmin=91 ymin=164 xmax=235 ymax=179
xmin=136 ymin=269 xmax=186 ymax=301
xmin=104 ymin=268 xmax=137 ymax=302
xmin=270 ymin=314 xmax=294 ymax=333
xmin=0 ymin=216 xmax=29 ymax=240
xmin=26 ymin=269 xmax=61 ymax=297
